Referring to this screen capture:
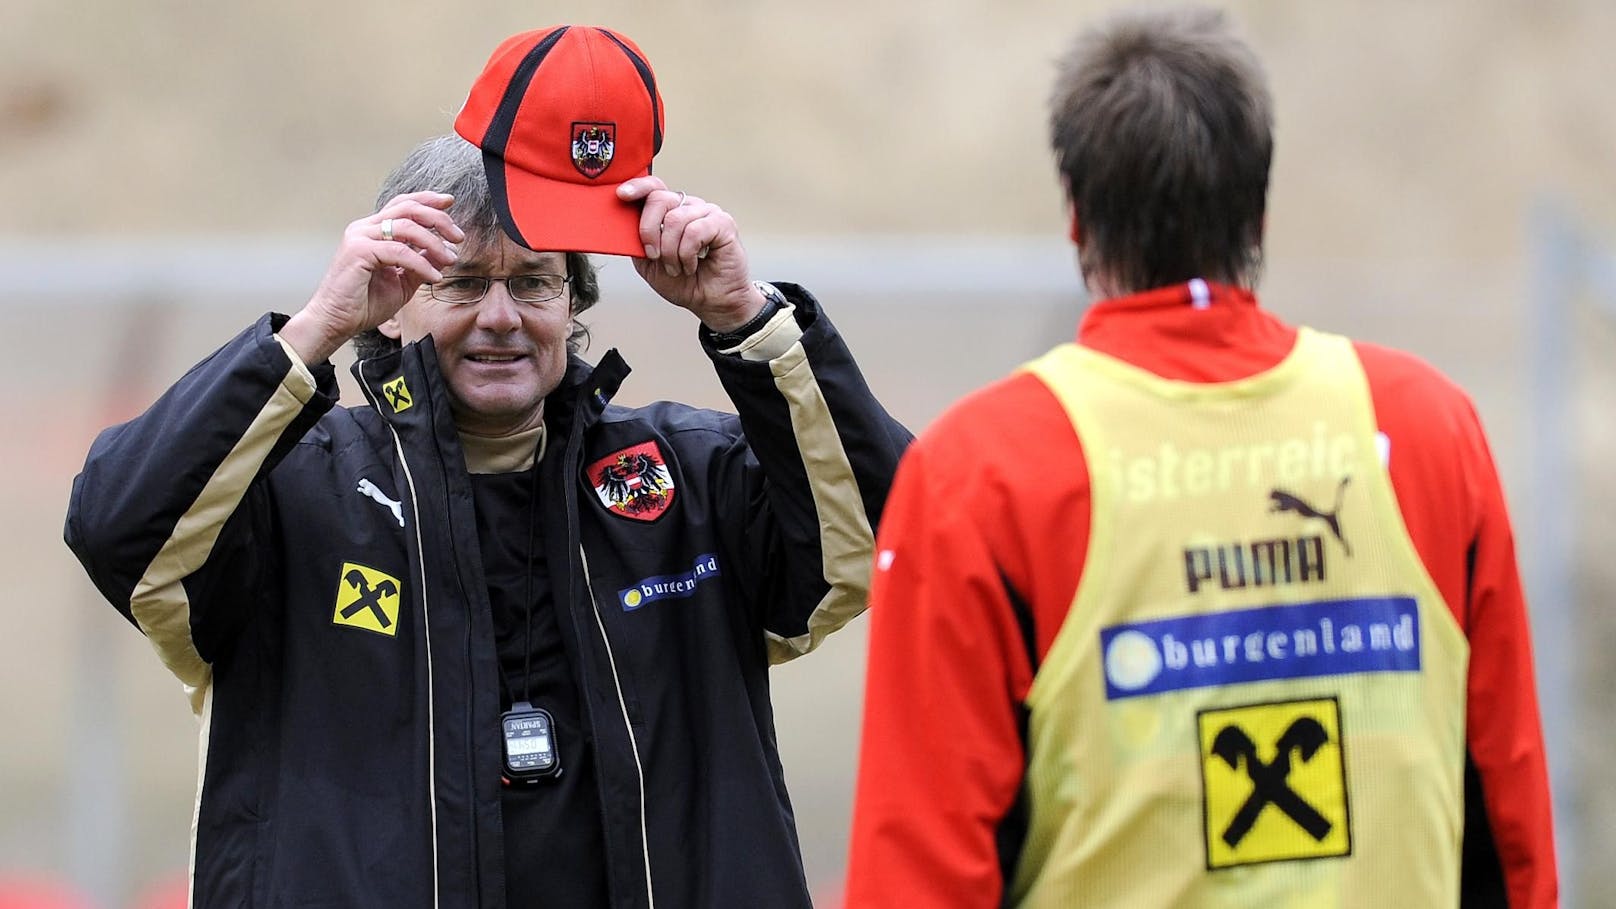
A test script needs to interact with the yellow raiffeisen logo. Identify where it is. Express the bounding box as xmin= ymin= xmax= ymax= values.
xmin=1198 ymin=697 xmax=1350 ymax=869
xmin=332 ymin=562 xmax=402 ymax=636
xmin=382 ymin=375 xmax=414 ymax=413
